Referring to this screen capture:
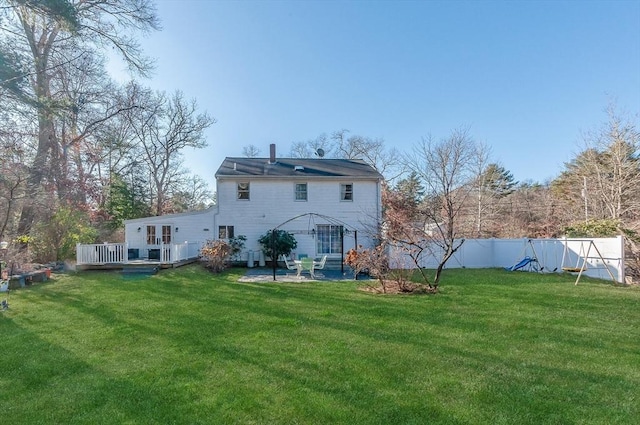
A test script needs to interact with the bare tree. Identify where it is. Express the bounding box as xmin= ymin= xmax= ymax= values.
xmin=288 ymin=129 xmax=401 ymax=181
xmin=332 ymin=130 xmax=401 ymax=180
xmin=289 ymin=133 xmax=329 ymax=158
xmin=126 ymin=85 xmax=214 ymax=216
xmin=552 ymin=106 xmax=640 ymax=223
xmin=466 ymin=142 xmax=492 ymax=237
xmin=242 ymin=144 xmax=261 ymax=158
xmin=403 ymin=127 xmax=480 ymax=284
xmin=502 ymin=181 xmax=561 ymax=238
xmin=0 ymin=129 xmax=29 ymax=239
xmin=1 ymin=0 xmax=159 ymax=234
xmin=289 ymin=141 xmax=313 ymax=158
xmin=381 ymin=184 xmax=437 ymax=290
xmin=170 ymin=174 xmax=214 ymax=212
xmin=584 ymin=107 xmax=639 ymax=220
xmin=54 ymin=50 xmax=138 ymax=206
